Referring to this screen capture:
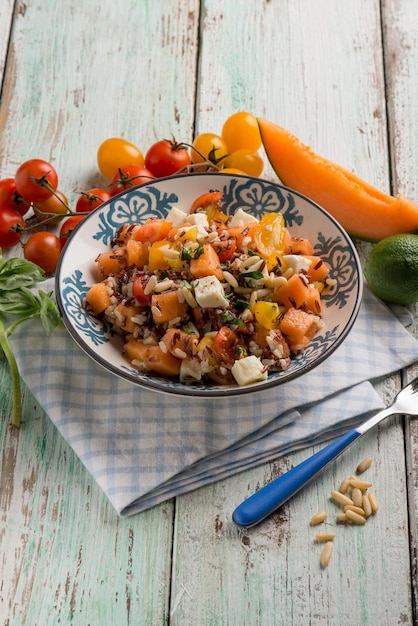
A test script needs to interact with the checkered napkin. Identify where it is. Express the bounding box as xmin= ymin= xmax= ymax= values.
xmin=10 ymin=285 xmax=418 ymax=516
